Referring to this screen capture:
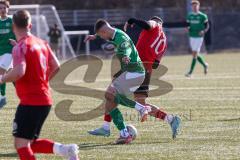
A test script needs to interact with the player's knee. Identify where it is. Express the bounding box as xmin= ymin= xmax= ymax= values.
xmin=105 ymin=86 xmax=117 ymax=101
xmin=192 ymin=51 xmax=198 ymax=58
xmin=134 ymin=94 xmax=147 ymax=105
xmin=14 ymin=137 xmax=30 ymax=149
xmin=105 ymin=91 xmax=115 ymax=101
